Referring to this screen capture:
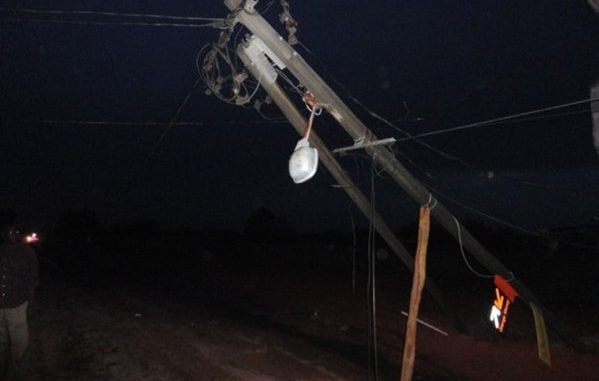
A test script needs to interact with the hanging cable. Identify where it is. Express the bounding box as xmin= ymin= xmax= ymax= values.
xmin=144 ymin=77 xmax=203 ymax=161
xmin=452 ymin=216 xmax=495 ymax=279
xmin=350 ymin=210 xmax=357 ymax=294
xmin=366 ymin=159 xmax=380 ymax=381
